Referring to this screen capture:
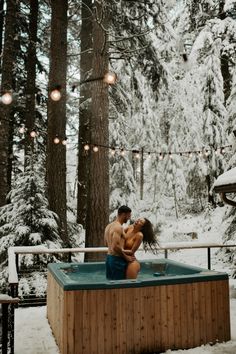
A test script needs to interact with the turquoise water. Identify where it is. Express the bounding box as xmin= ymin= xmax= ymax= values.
xmin=48 ymin=259 xmax=228 ymax=290
xmin=59 ymin=260 xmax=200 ymax=283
